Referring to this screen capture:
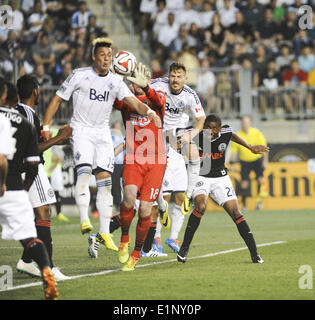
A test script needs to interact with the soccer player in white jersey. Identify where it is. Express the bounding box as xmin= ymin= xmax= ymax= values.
xmin=42 ymin=38 xmax=162 ymax=252
xmin=149 ymin=62 xmax=206 ymax=253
